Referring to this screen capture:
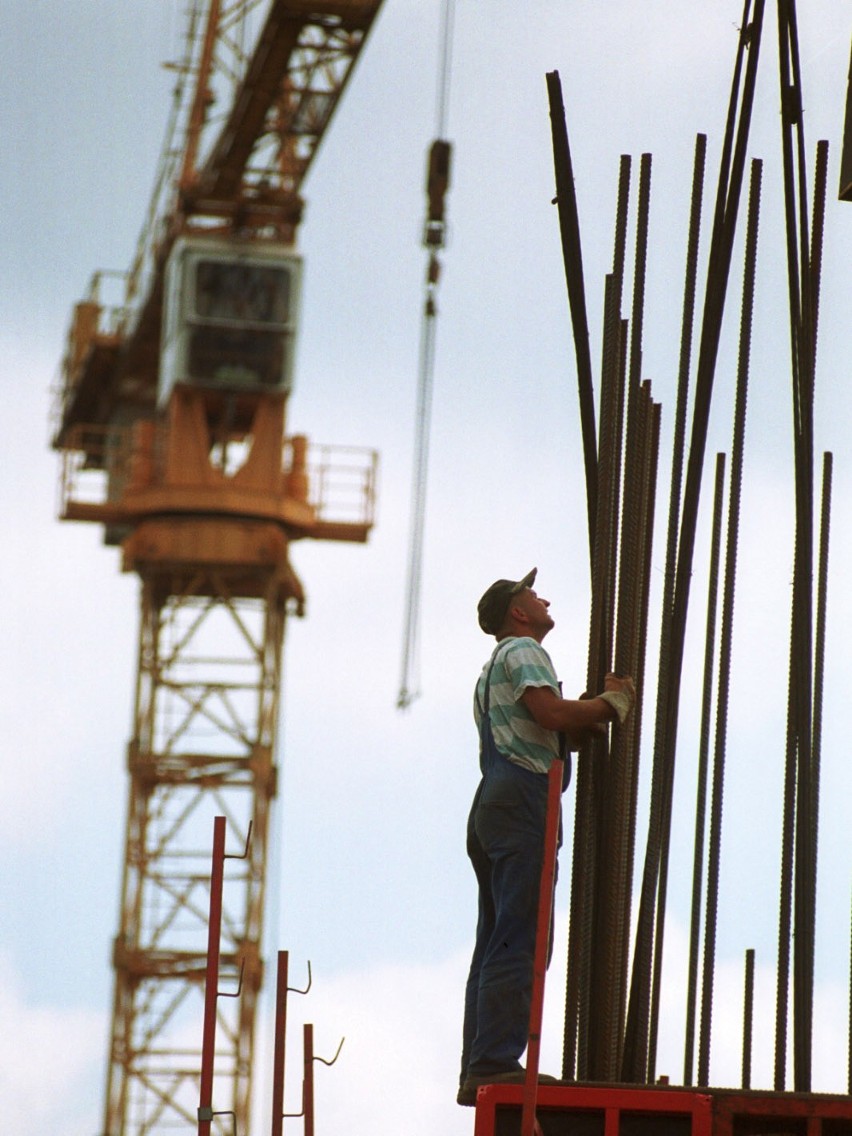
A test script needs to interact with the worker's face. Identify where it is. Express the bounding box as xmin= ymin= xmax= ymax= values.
xmin=516 ymin=587 xmax=555 ymax=640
